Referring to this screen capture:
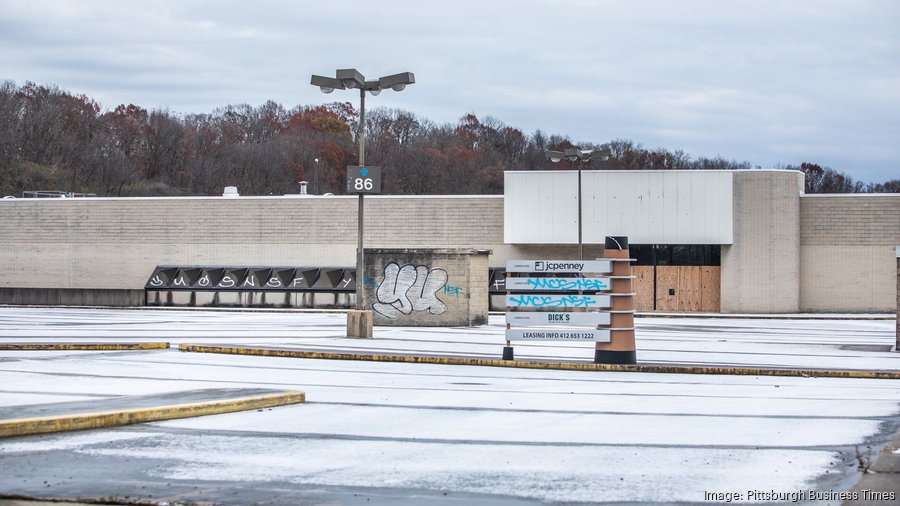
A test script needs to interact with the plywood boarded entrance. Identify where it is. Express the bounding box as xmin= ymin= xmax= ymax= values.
xmin=632 ymin=266 xmax=720 ymax=312
xmin=633 ymin=266 xmax=655 ymax=310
